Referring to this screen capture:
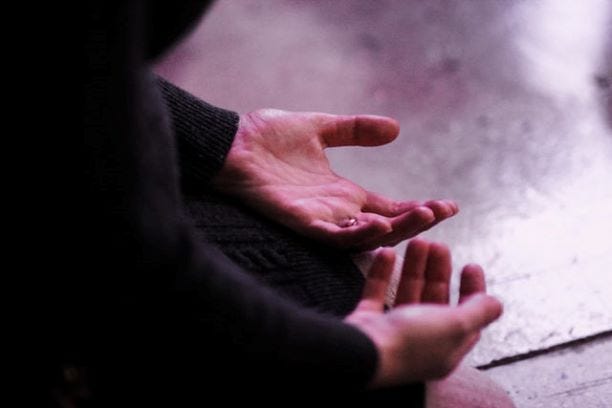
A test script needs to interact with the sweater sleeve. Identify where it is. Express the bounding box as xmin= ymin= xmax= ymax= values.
xmin=72 ymin=1 xmax=379 ymax=403
xmin=174 ymin=239 xmax=380 ymax=397
xmin=157 ymin=76 xmax=238 ymax=188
